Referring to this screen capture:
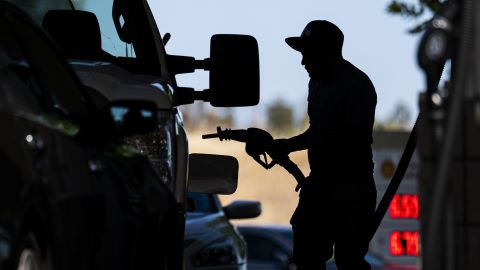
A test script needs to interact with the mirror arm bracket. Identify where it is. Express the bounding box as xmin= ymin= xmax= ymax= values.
xmin=167 ymin=55 xmax=211 ymax=75
xmin=193 ymin=89 xmax=211 ymax=102
xmin=194 ymin=58 xmax=211 ymax=71
xmin=174 ymin=87 xmax=211 ymax=106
